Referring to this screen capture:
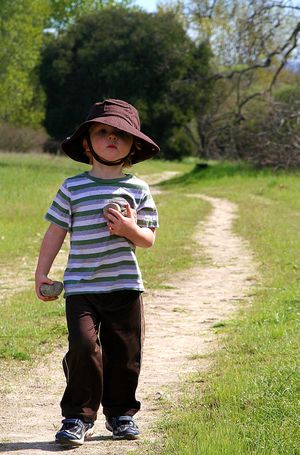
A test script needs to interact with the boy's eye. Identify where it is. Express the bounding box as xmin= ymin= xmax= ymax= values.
xmin=93 ymin=127 xmax=131 ymax=139
xmin=118 ymin=131 xmax=129 ymax=138
xmin=97 ymin=128 xmax=108 ymax=135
